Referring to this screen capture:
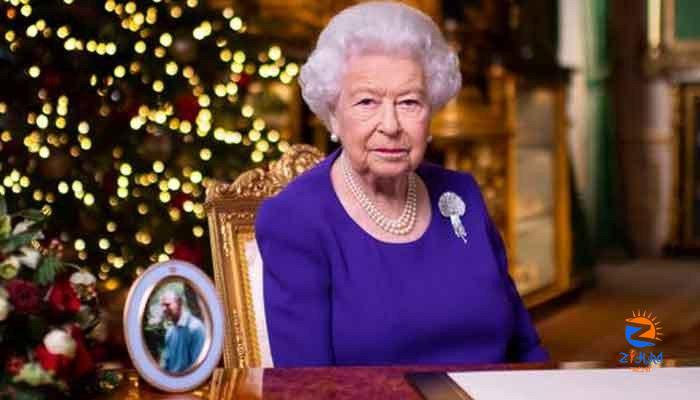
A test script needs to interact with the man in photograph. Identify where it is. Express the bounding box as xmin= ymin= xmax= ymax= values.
xmin=159 ymin=289 xmax=206 ymax=373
